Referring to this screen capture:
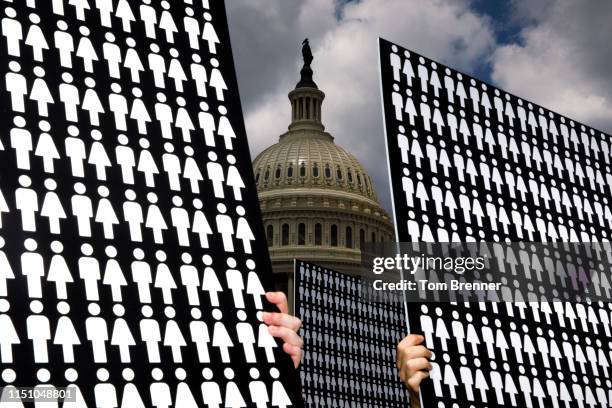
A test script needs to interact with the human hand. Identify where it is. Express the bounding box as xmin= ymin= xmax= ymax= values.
xmin=262 ymin=292 xmax=303 ymax=368
xmin=396 ymin=334 xmax=432 ymax=401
